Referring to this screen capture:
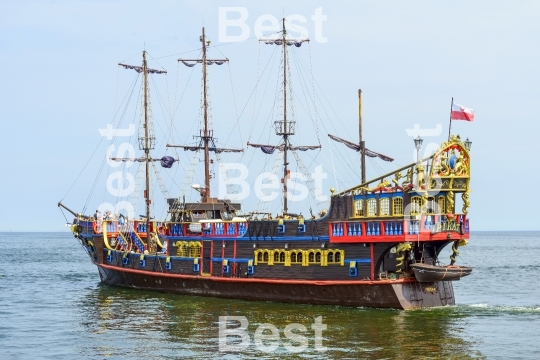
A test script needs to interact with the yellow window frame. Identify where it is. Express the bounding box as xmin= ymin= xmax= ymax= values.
xmin=393 ymin=197 xmax=403 ymax=215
